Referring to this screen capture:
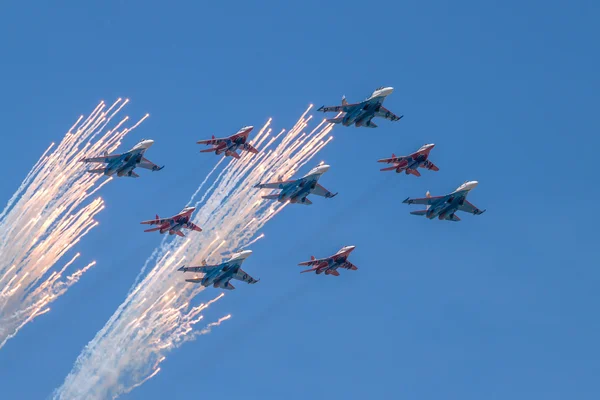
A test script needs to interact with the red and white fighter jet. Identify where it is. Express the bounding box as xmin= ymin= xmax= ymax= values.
xmin=140 ymin=206 xmax=202 ymax=237
xmin=378 ymin=143 xmax=439 ymax=177
xmin=197 ymin=126 xmax=259 ymax=159
xmin=298 ymin=246 xmax=358 ymax=276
